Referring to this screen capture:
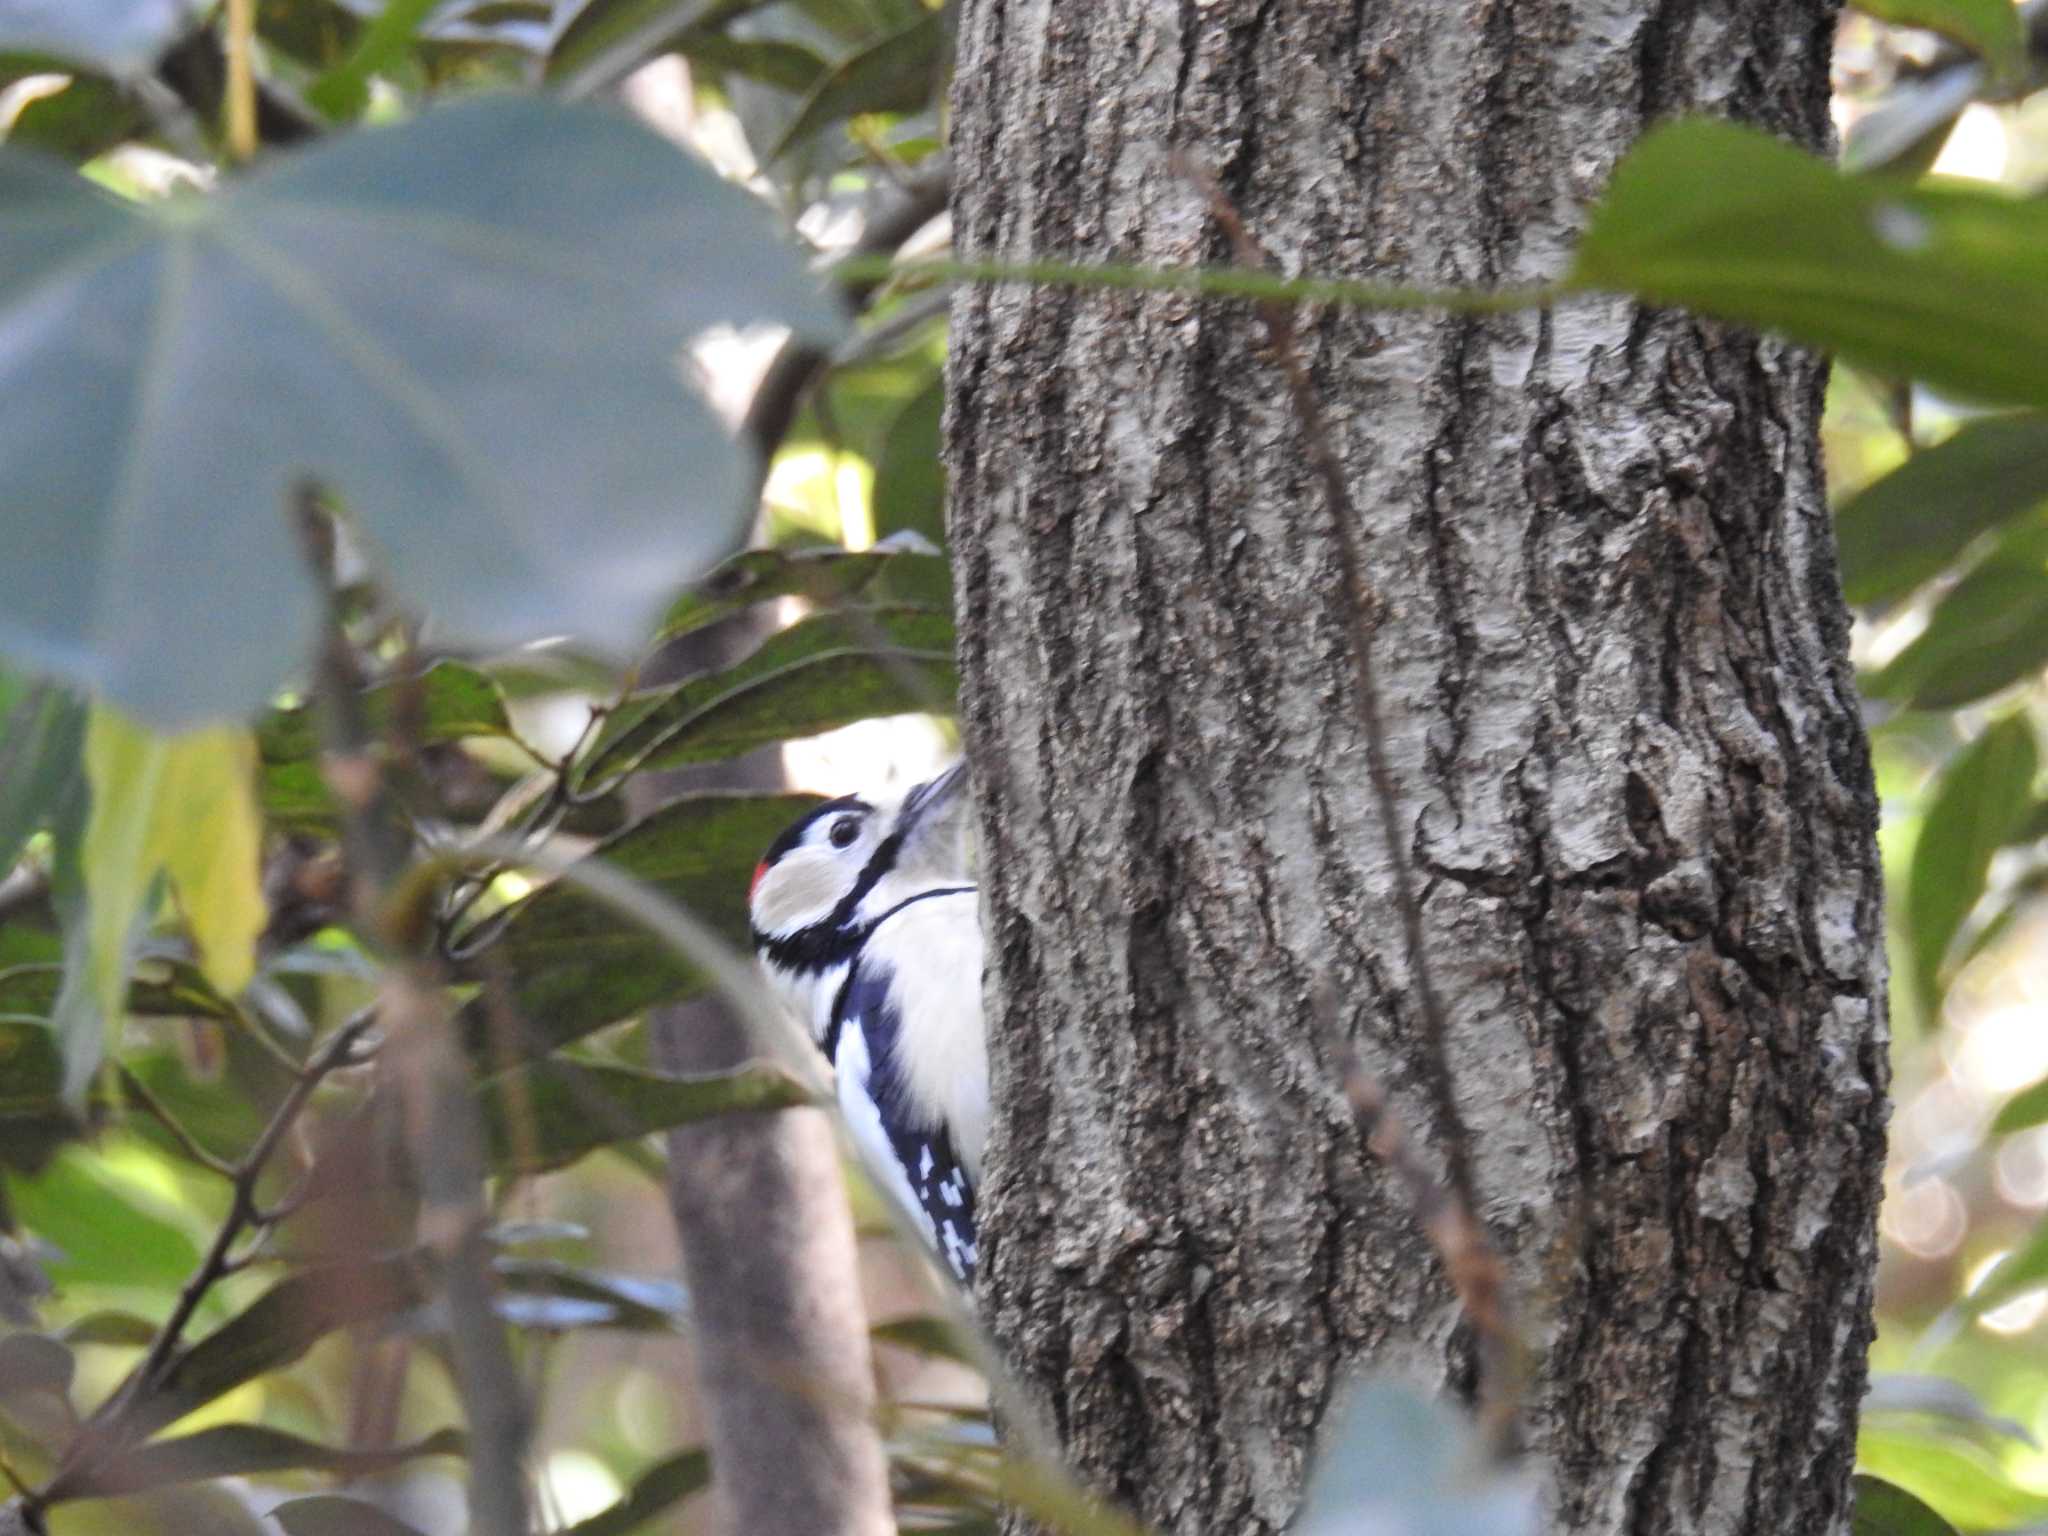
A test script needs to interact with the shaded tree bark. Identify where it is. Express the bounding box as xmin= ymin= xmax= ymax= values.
xmin=946 ymin=4 xmax=1887 ymax=1535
